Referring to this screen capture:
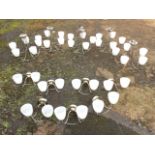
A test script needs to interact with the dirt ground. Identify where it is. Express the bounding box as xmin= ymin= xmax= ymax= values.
xmin=0 ymin=19 xmax=155 ymax=135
